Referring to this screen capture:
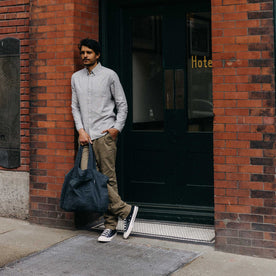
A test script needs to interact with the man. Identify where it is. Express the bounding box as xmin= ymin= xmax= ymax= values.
xmin=71 ymin=38 xmax=138 ymax=242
